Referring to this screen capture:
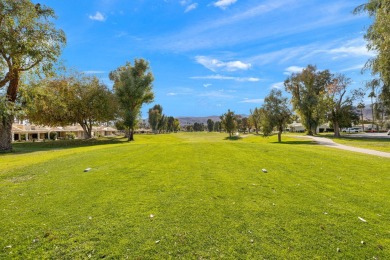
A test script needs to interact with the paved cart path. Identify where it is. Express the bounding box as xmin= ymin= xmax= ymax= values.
xmin=295 ymin=135 xmax=390 ymax=158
